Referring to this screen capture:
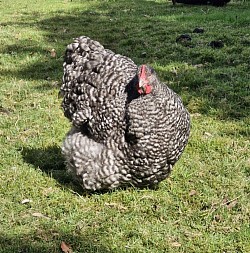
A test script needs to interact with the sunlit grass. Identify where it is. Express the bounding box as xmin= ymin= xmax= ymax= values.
xmin=0 ymin=0 xmax=249 ymax=252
